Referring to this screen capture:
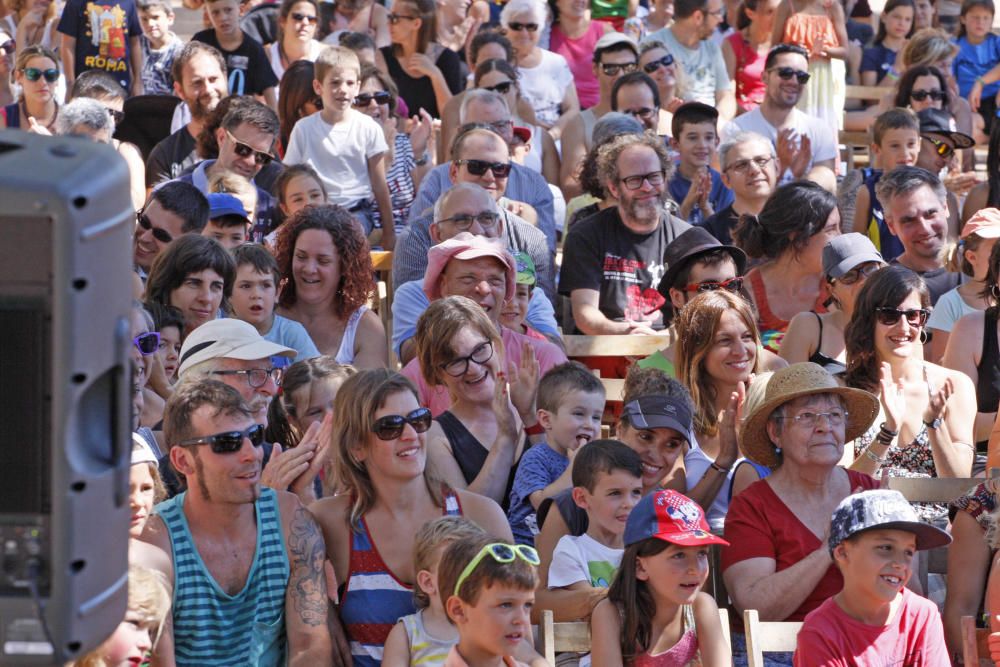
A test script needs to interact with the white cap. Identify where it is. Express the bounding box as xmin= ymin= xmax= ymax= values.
xmin=177 ymin=318 xmax=294 ymax=377
xmin=131 ymin=433 xmax=159 ymax=466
